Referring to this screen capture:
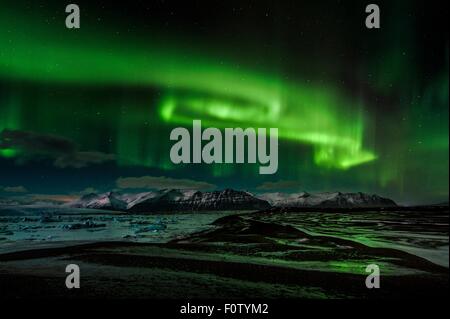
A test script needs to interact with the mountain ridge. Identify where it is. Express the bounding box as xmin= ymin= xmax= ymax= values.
xmin=66 ymin=188 xmax=271 ymax=212
xmin=257 ymin=191 xmax=397 ymax=208
xmin=65 ymin=189 xmax=397 ymax=212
